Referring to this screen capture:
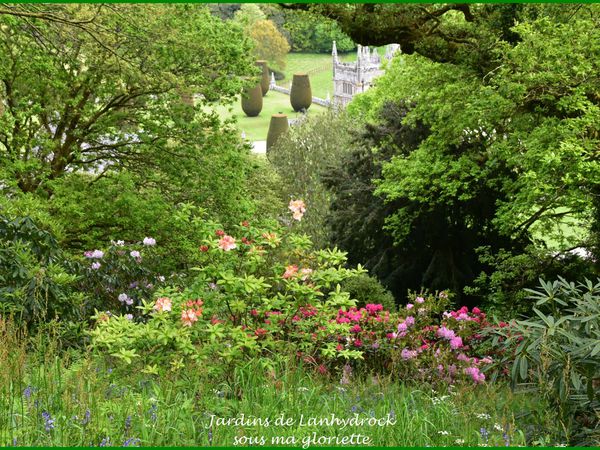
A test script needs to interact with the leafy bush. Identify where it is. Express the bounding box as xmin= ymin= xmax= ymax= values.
xmin=0 ymin=215 xmax=82 ymax=325
xmin=268 ymin=110 xmax=359 ymax=248
xmin=90 ymin=202 xmax=500 ymax=387
xmin=490 ymin=278 xmax=600 ymax=445
xmin=340 ymin=273 xmax=396 ymax=312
